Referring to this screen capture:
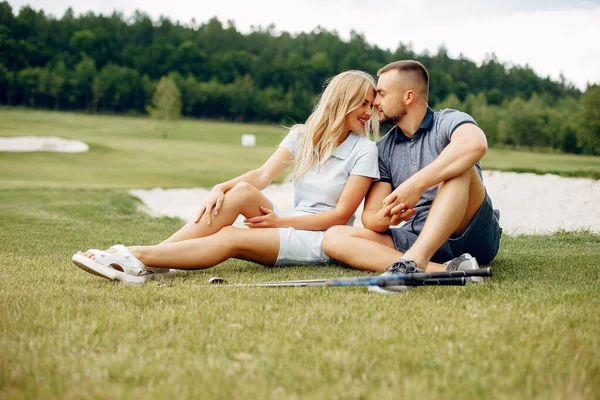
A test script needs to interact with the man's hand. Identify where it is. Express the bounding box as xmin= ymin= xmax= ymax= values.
xmin=243 ymin=206 xmax=281 ymax=228
xmin=382 ymin=178 xmax=423 ymax=221
xmin=377 ymin=201 xmax=416 ymax=226
xmin=195 ymin=186 xmax=225 ymax=225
